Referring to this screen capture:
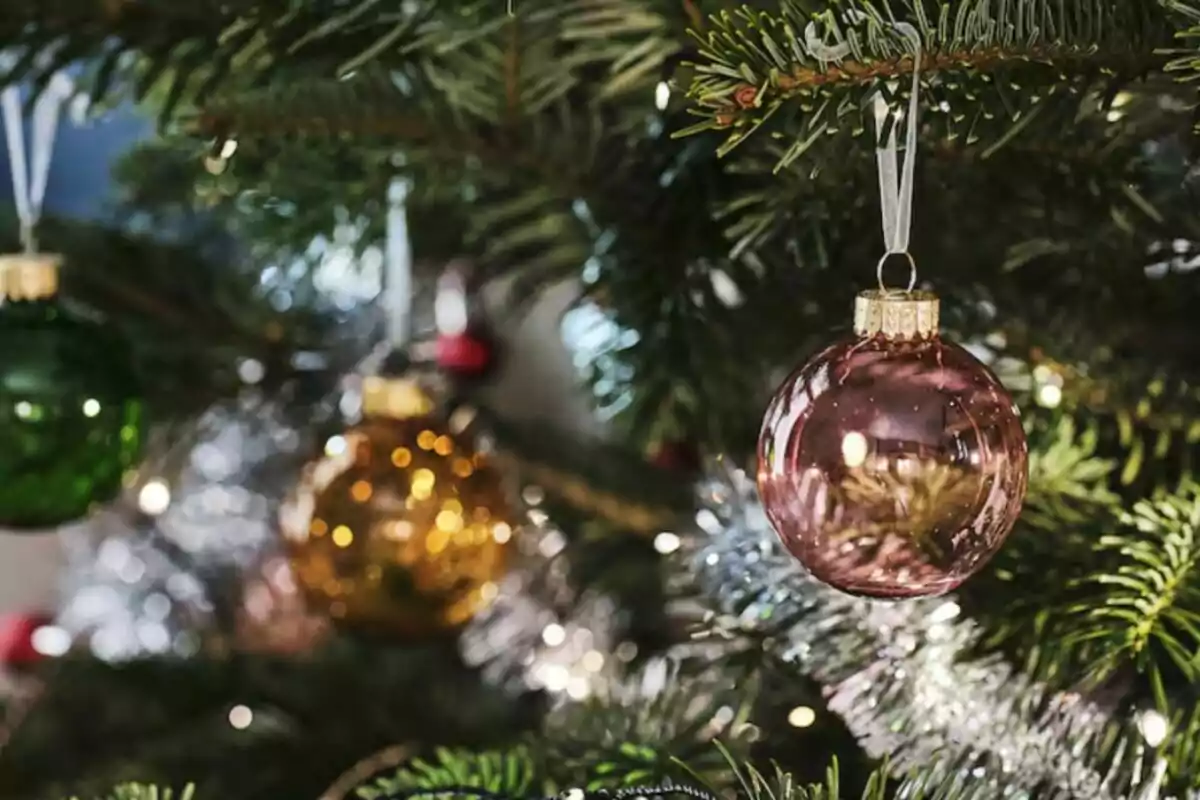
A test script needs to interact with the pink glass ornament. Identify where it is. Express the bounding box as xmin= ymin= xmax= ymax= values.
xmin=757 ymin=292 xmax=1028 ymax=599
